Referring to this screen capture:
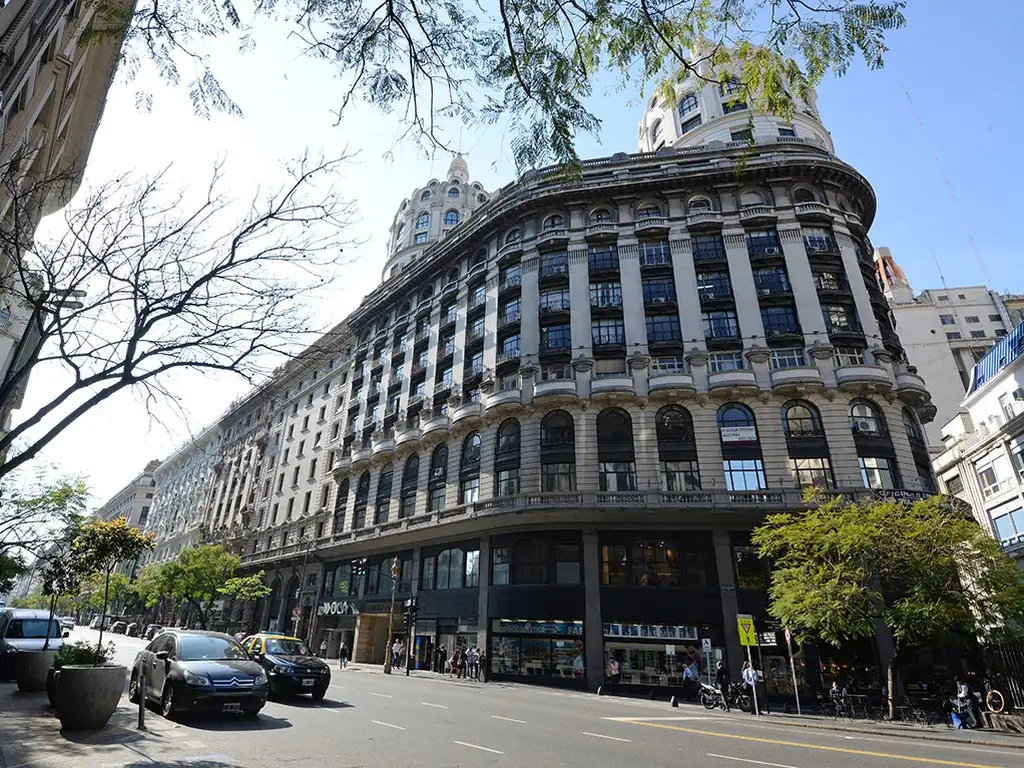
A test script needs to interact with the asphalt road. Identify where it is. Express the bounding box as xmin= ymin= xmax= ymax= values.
xmin=70 ymin=628 xmax=1022 ymax=768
